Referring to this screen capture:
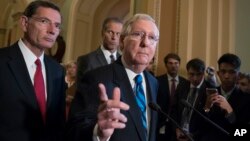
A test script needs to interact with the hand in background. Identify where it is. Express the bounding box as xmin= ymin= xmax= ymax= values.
xmin=176 ymin=128 xmax=190 ymax=141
